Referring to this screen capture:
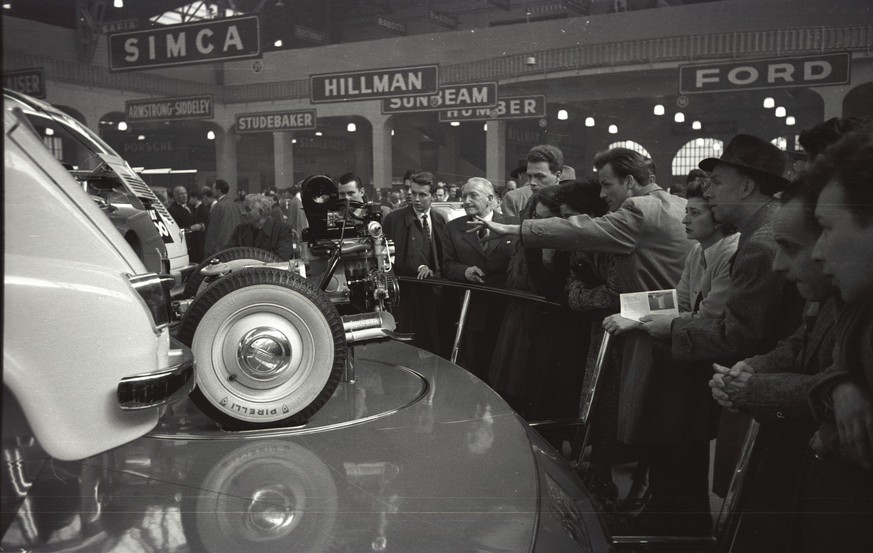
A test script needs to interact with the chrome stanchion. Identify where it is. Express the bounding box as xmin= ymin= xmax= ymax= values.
xmin=573 ymin=331 xmax=611 ymax=467
xmin=450 ymin=289 xmax=472 ymax=365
